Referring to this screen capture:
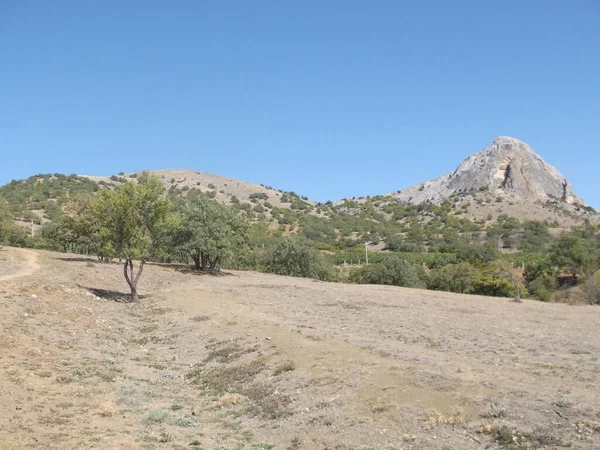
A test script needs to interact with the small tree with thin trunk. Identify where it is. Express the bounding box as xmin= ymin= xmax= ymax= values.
xmin=493 ymin=261 xmax=524 ymax=302
xmin=85 ymin=173 xmax=173 ymax=302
